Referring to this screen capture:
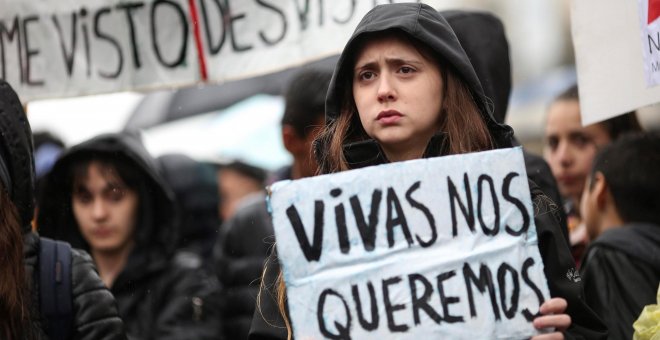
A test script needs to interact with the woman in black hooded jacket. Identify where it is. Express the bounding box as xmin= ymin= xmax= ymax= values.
xmin=250 ymin=4 xmax=607 ymax=340
xmin=0 ymin=80 xmax=126 ymax=339
xmin=37 ymin=132 xmax=222 ymax=339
